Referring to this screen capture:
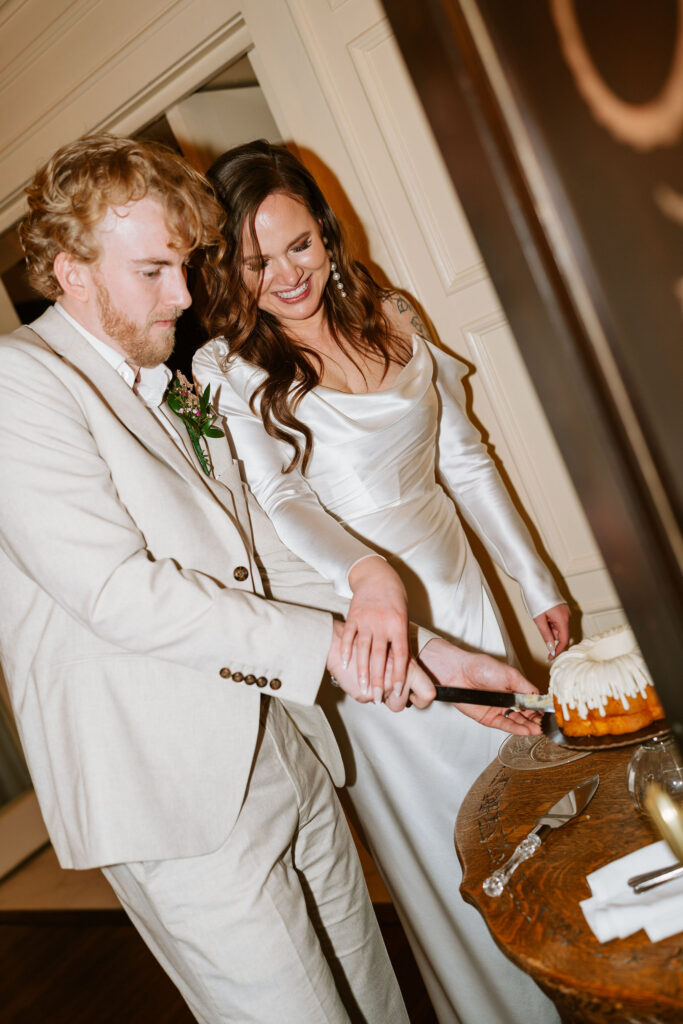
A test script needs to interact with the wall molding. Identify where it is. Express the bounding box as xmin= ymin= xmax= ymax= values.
xmin=0 ymin=0 xmax=249 ymax=233
xmin=349 ymin=19 xmax=486 ymax=296
xmin=286 ymin=0 xmax=411 ymax=288
xmin=0 ymin=0 xmax=85 ymax=94
xmin=461 ymin=310 xmax=603 ymax=579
